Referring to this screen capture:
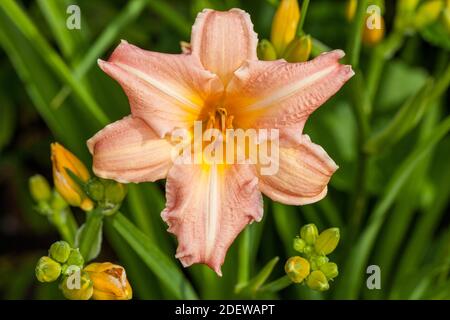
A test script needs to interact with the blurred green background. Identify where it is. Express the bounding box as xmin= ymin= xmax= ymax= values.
xmin=0 ymin=0 xmax=449 ymax=299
